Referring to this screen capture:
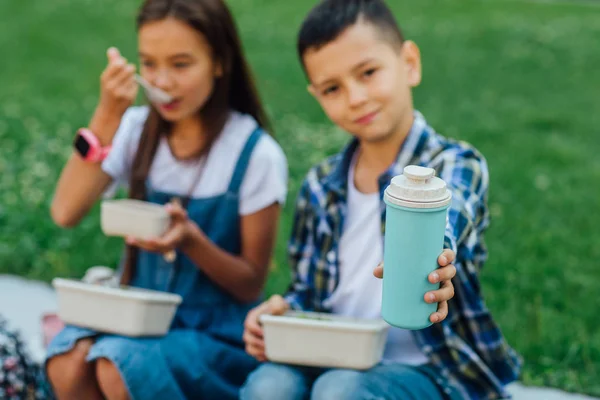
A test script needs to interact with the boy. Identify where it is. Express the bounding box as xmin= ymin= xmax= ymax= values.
xmin=241 ymin=0 xmax=521 ymax=399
